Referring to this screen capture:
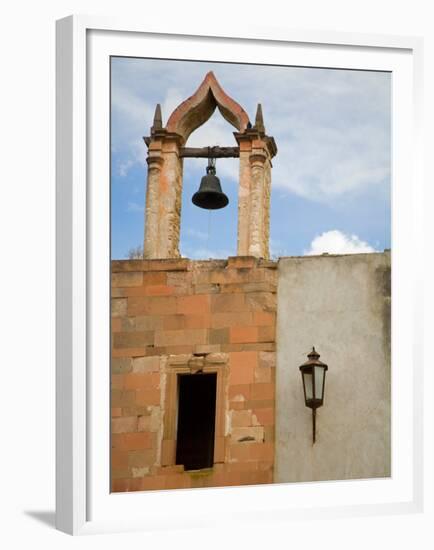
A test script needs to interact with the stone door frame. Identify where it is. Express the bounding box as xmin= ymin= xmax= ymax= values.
xmin=161 ymin=353 xmax=229 ymax=469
